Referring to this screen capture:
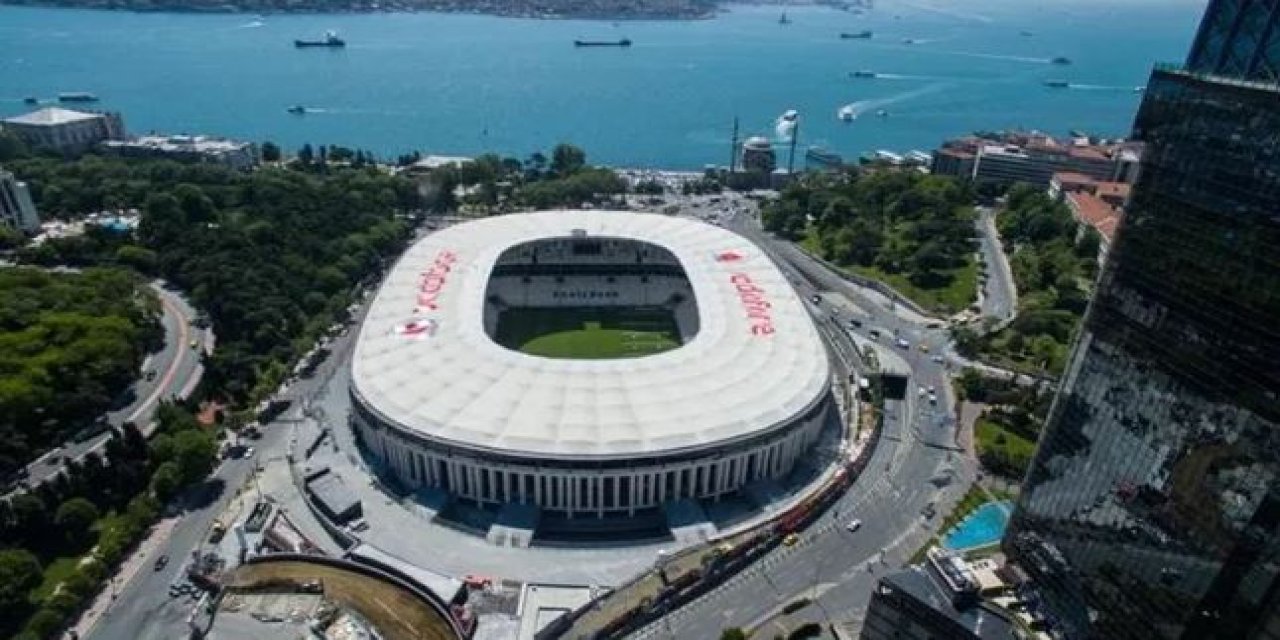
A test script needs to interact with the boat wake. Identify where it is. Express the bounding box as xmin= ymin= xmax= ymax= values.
xmin=1066 ymin=83 xmax=1136 ymax=92
xmin=936 ymin=50 xmax=1053 ymax=65
xmin=874 ymin=73 xmax=938 ymax=81
xmin=838 ymin=82 xmax=952 ymax=120
xmin=235 ymin=20 xmax=265 ymax=28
